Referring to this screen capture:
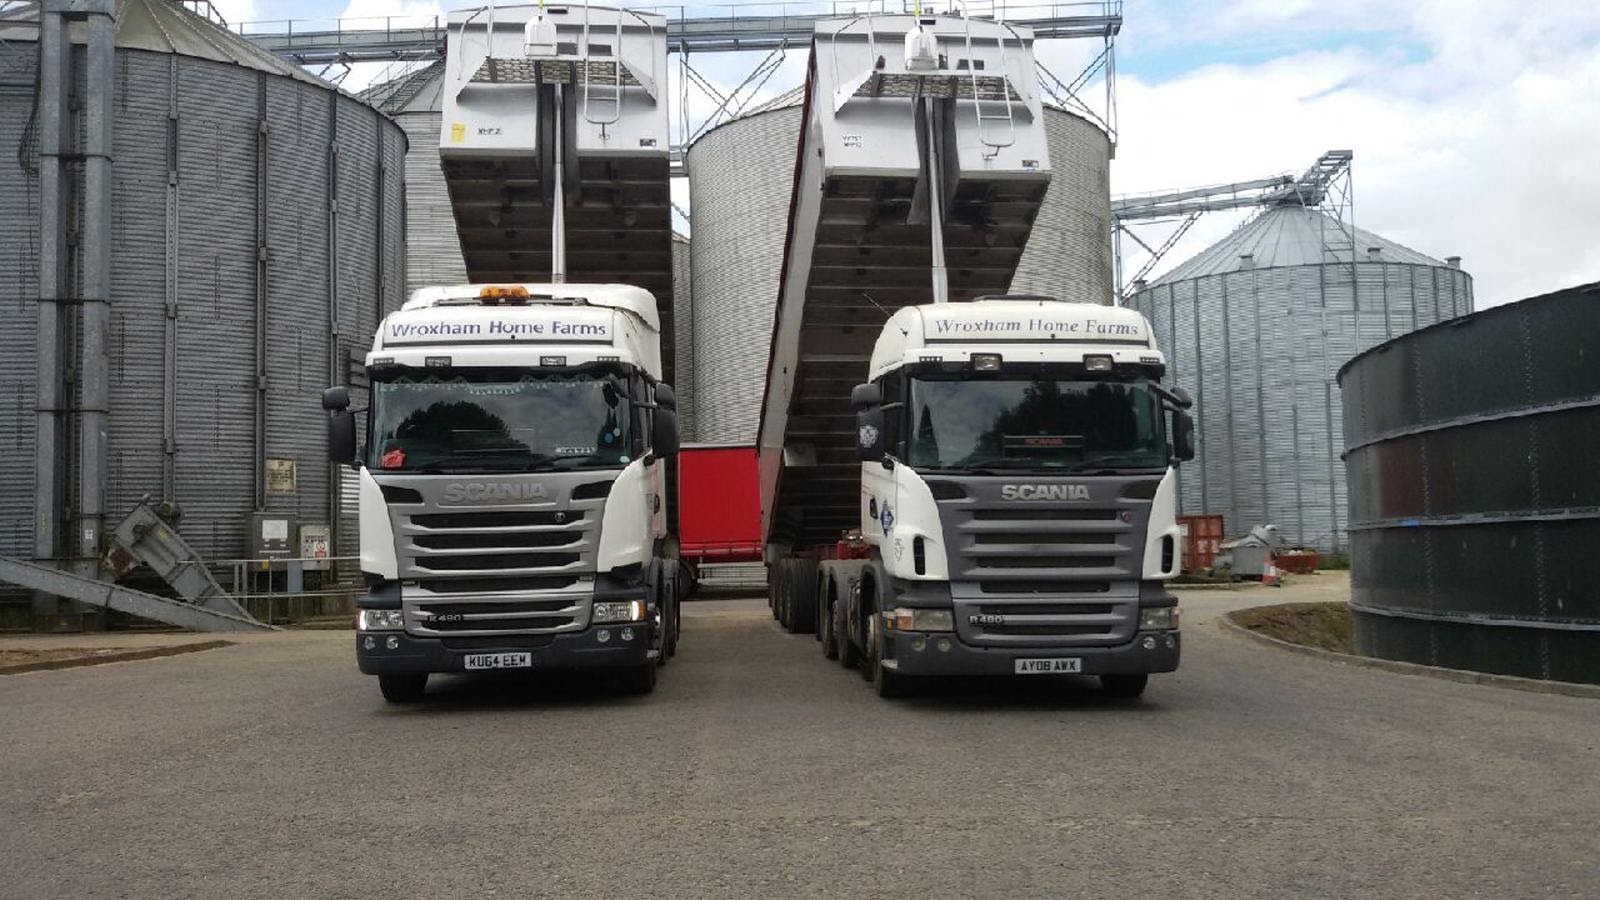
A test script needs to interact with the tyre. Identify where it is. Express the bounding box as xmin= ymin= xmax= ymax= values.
xmin=1100 ymin=673 xmax=1148 ymax=699
xmin=378 ymin=674 xmax=427 ymax=704
xmin=773 ymin=560 xmax=793 ymax=630
xmin=820 ymin=583 xmax=839 ymax=660
xmin=836 ymin=588 xmax=861 ymax=670
xmin=622 ymin=661 xmax=657 ymax=695
xmin=859 ymin=606 xmax=879 ymax=683
xmin=783 ymin=559 xmax=818 ymax=636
